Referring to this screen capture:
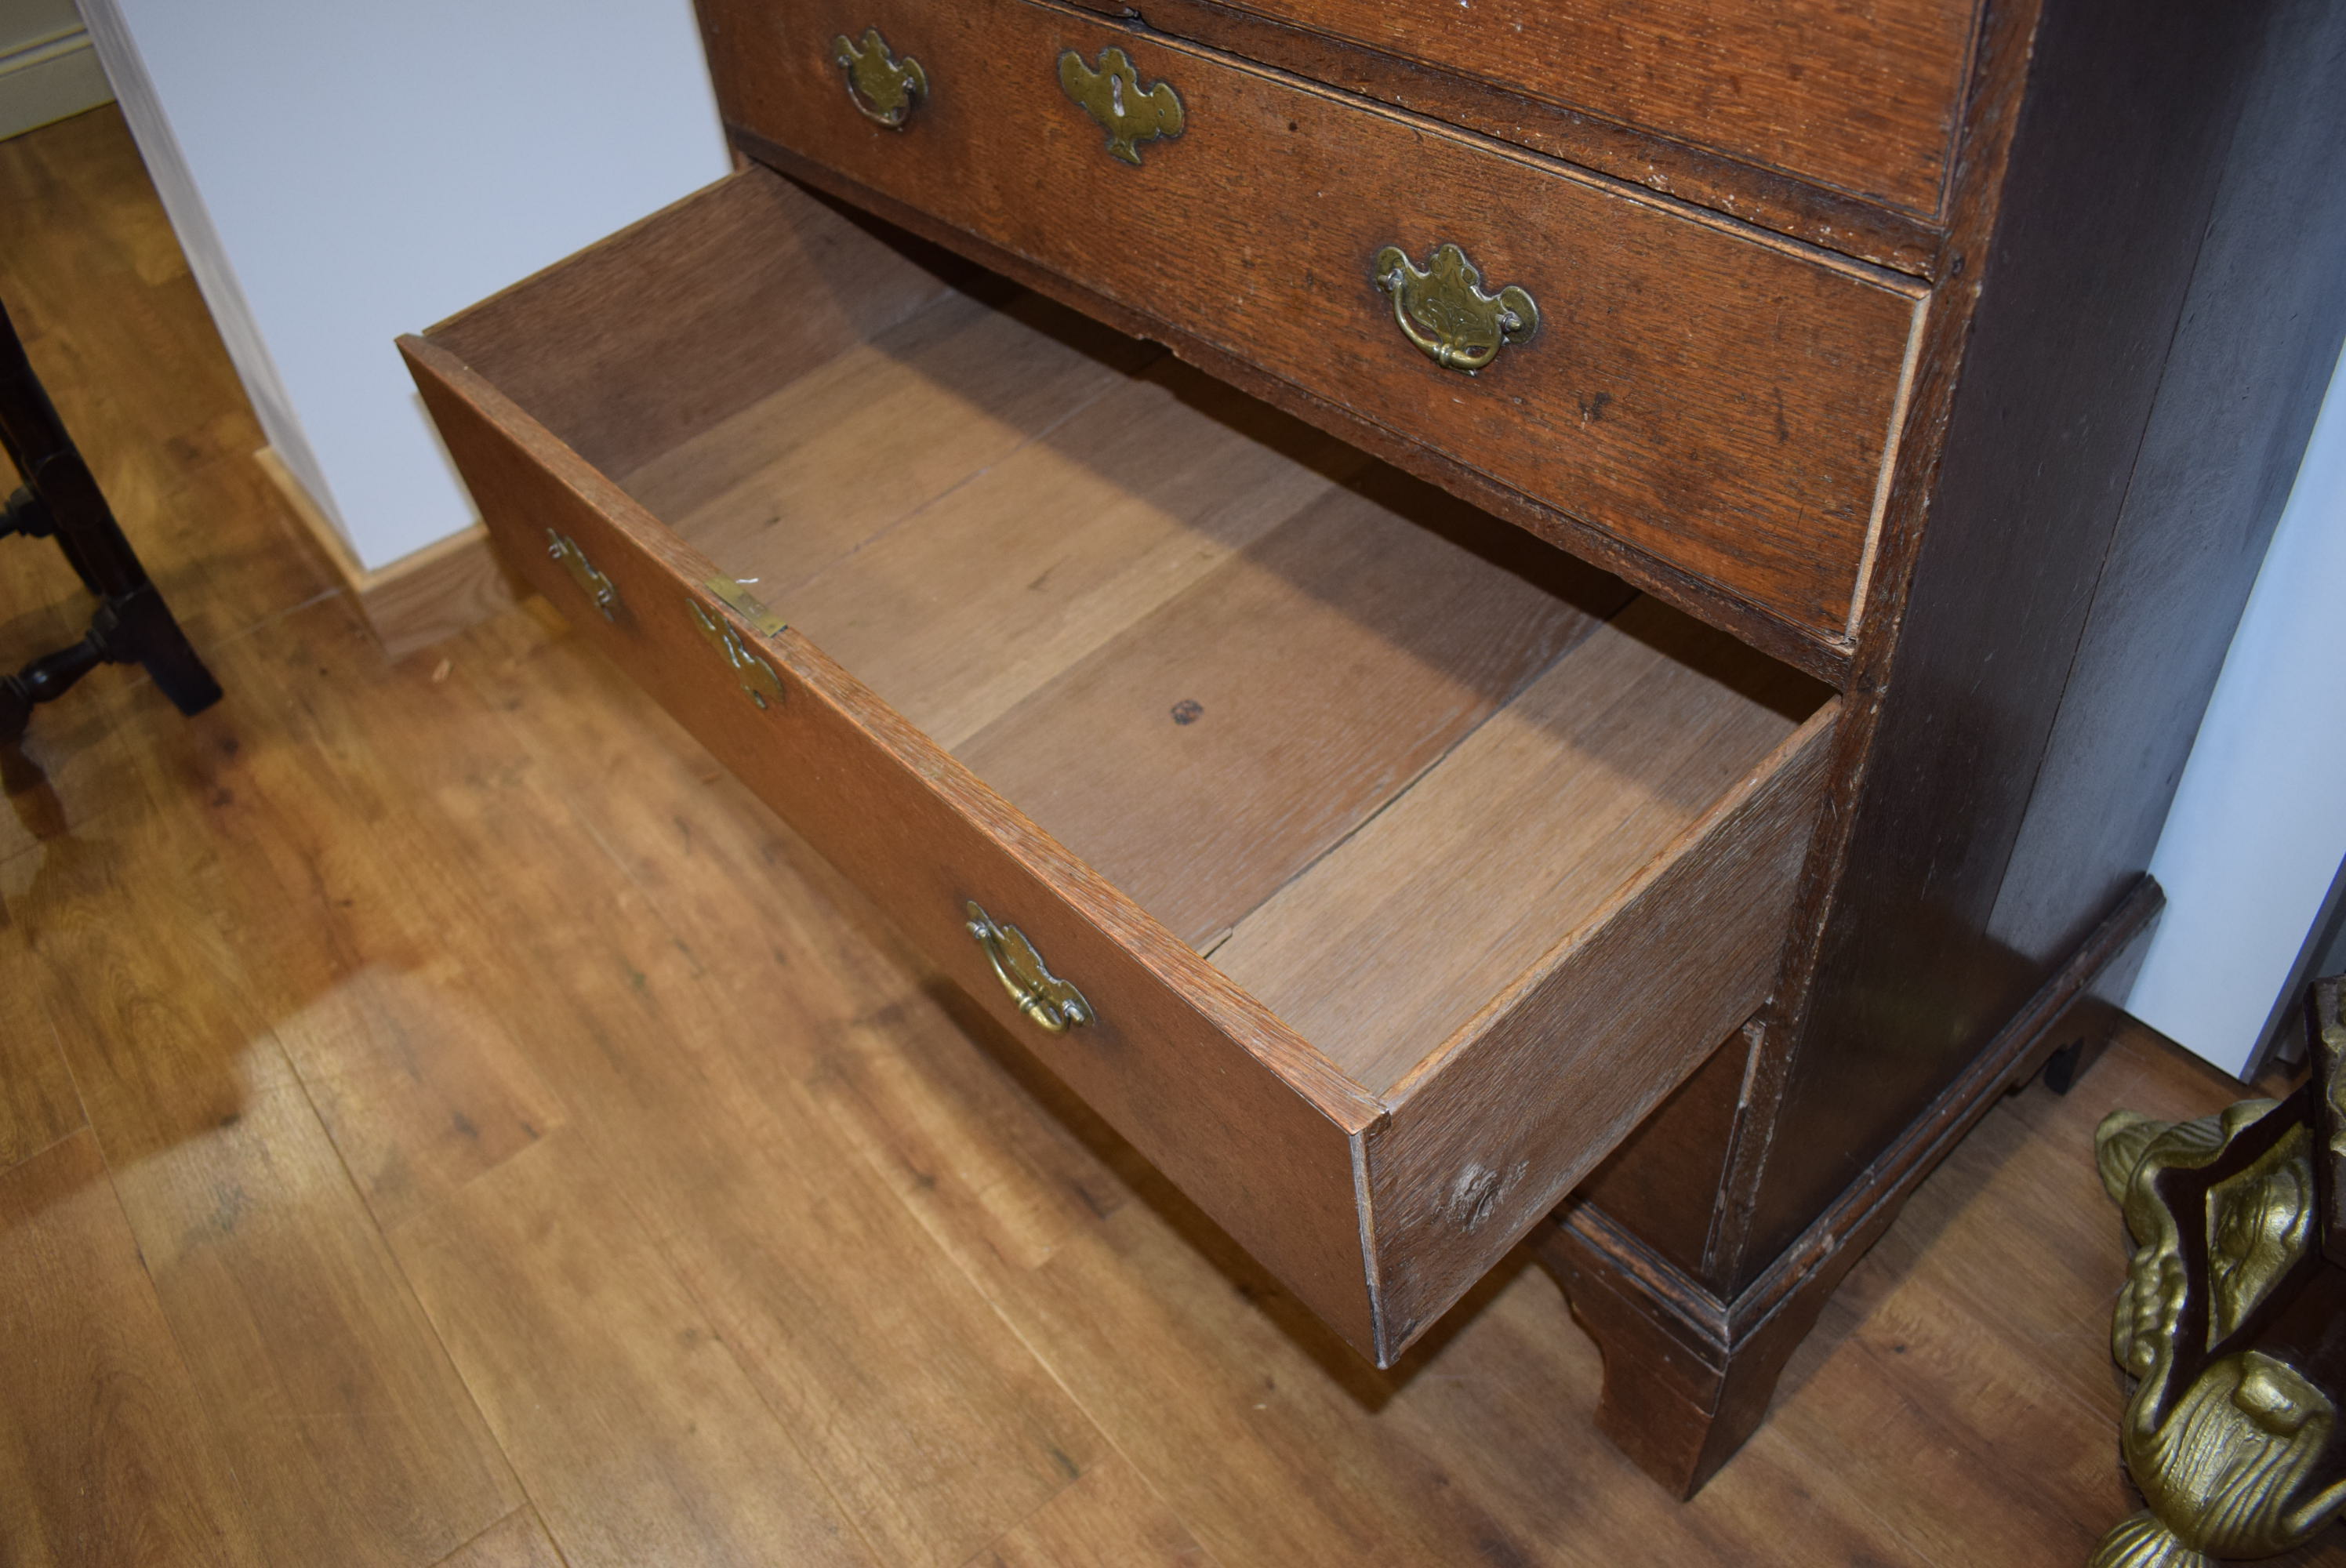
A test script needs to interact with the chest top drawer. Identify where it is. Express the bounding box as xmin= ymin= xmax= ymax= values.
xmin=697 ymin=0 xmax=1928 ymax=648
xmin=403 ymin=169 xmax=1838 ymax=1363
xmin=1131 ymin=0 xmax=1985 ymax=218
